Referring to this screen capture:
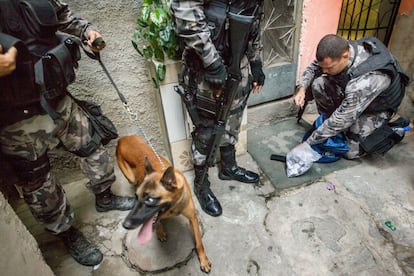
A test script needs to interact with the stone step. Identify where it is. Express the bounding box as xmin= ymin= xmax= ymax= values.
xmin=247 ymin=97 xmax=317 ymax=129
